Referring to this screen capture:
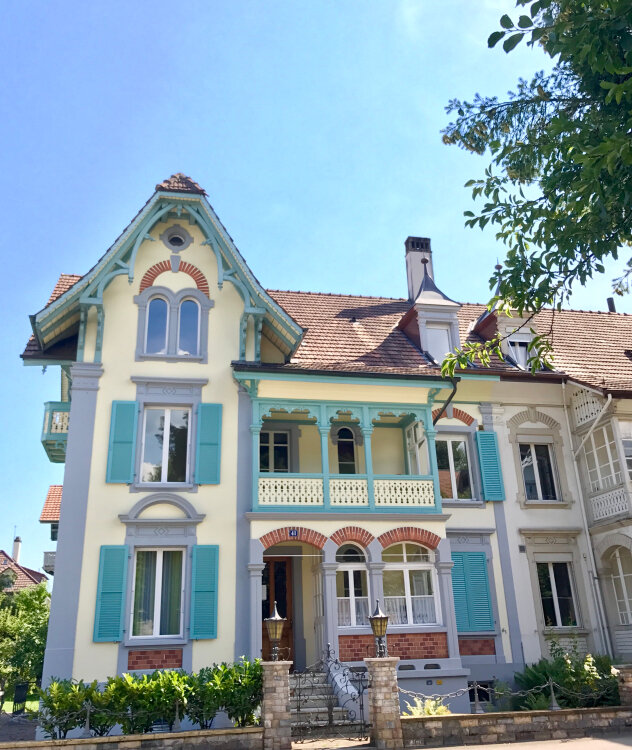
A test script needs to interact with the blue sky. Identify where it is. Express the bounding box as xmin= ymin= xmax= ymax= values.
xmin=1 ymin=0 xmax=629 ymax=573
